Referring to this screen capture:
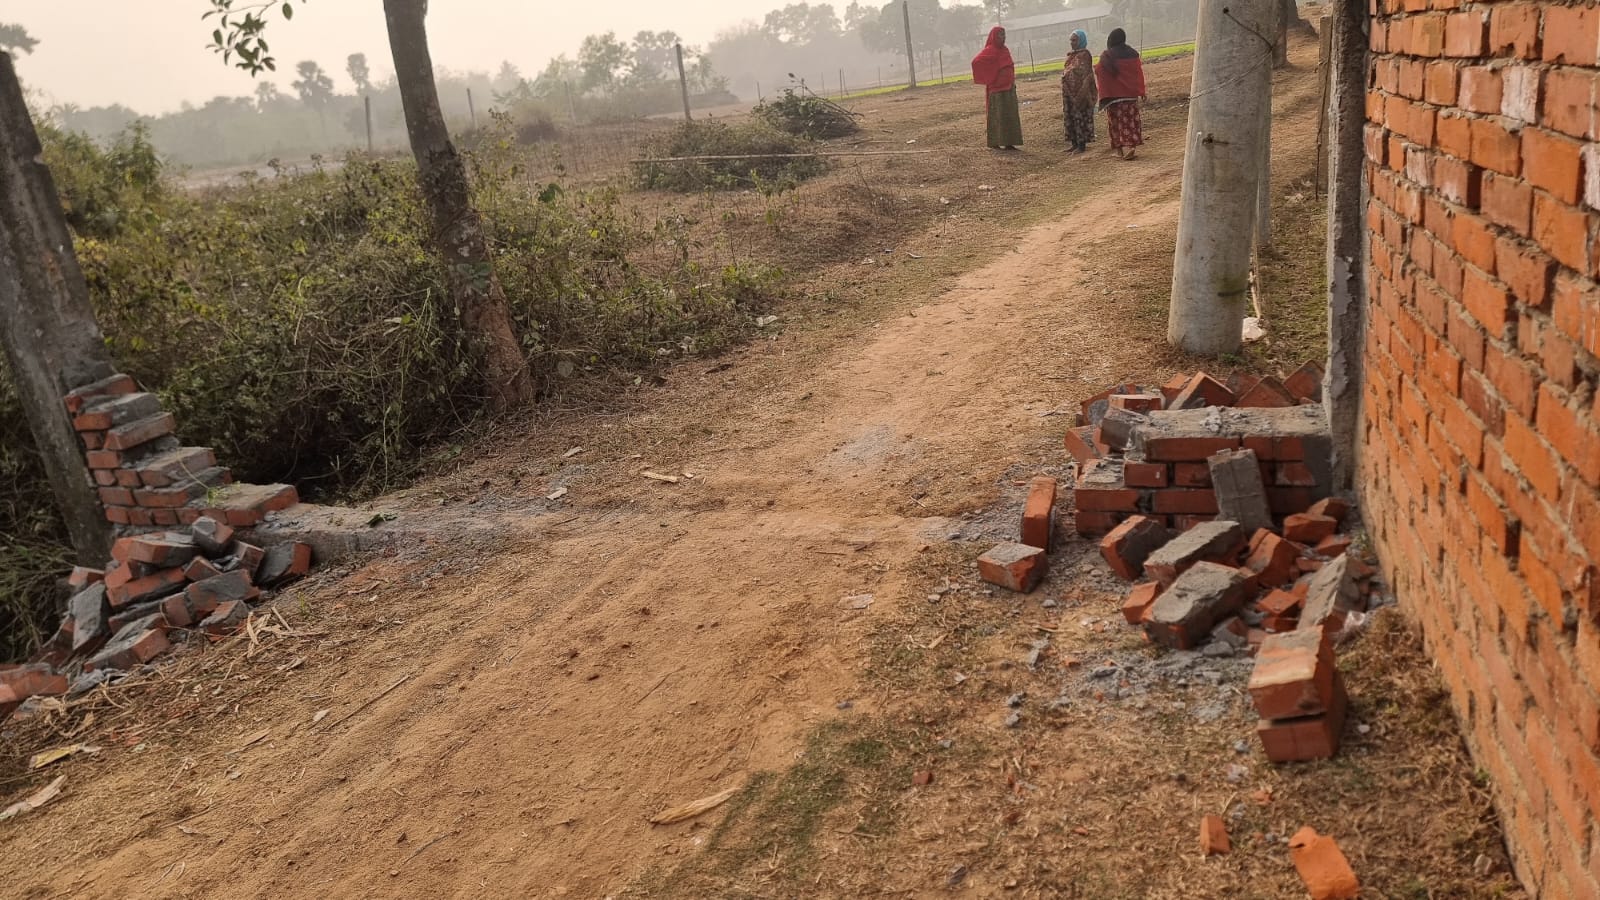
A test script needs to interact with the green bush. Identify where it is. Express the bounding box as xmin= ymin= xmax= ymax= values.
xmin=634 ymin=120 xmax=828 ymax=192
xmin=0 ymin=121 xmax=782 ymax=660
xmin=753 ymin=88 xmax=861 ymax=140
